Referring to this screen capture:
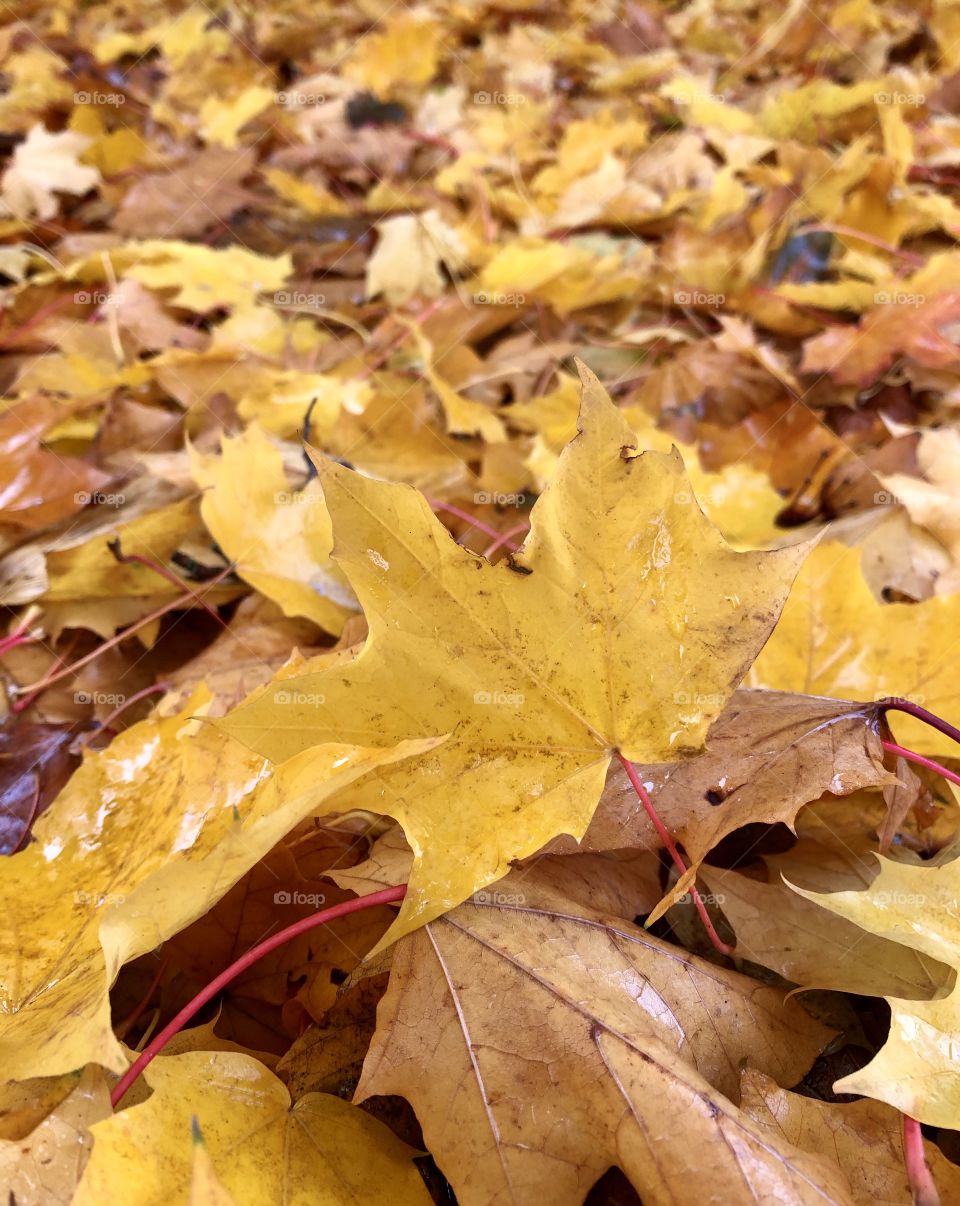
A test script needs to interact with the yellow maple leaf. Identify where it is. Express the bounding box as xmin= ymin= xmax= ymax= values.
xmin=42 ymin=498 xmax=199 ymax=603
xmin=95 ymin=10 xmax=231 ymax=68
xmin=511 ymin=371 xmax=785 ymax=549
xmin=749 ymin=540 xmax=960 ymax=758
xmin=262 ymin=168 xmax=350 ymax=217
xmin=0 ymin=48 xmax=74 ymax=130
xmin=219 ymin=366 xmax=806 ymax=946
xmin=365 ymin=210 xmax=466 ymax=306
xmin=69 ymin=105 xmax=146 ymax=176
xmin=477 ymin=236 xmax=646 ymax=315
xmin=760 ymin=79 xmax=885 ymax=141
xmin=199 ymin=85 xmax=274 ymax=149
xmin=403 ymin=319 xmax=506 ymax=442
xmin=191 ymin=424 xmax=357 ymax=634
xmin=792 ymin=856 xmax=960 ymax=1128
xmin=188 ymin=1125 xmax=237 ymax=1206
xmin=0 ymin=690 xmax=435 ymax=1078
xmin=73 ymin=1051 xmax=432 ymax=1205
xmin=344 ymin=14 xmax=442 ymax=92
xmin=531 ymin=112 xmax=650 ymax=198
xmin=126 ymin=242 xmax=292 ymax=313
xmin=236 ymin=369 xmax=368 ymax=441
xmin=664 ymin=76 xmax=762 ymax=136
